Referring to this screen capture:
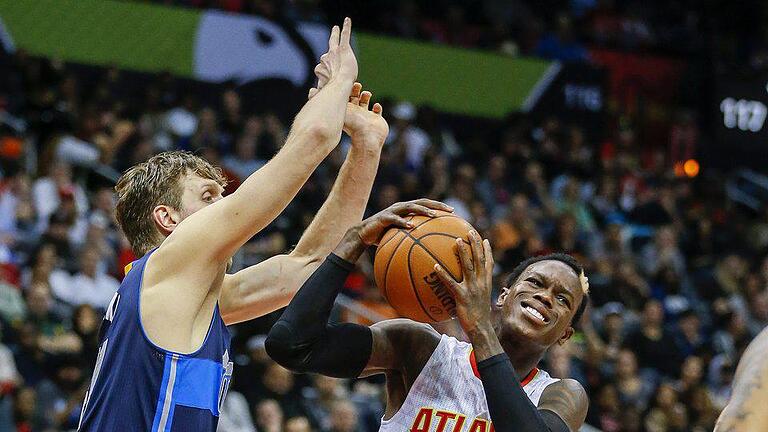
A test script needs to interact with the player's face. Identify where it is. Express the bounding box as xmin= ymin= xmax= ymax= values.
xmin=495 ymin=260 xmax=583 ymax=348
xmin=177 ymin=173 xmax=225 ymax=219
xmin=175 ymin=173 xmax=232 ymax=269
